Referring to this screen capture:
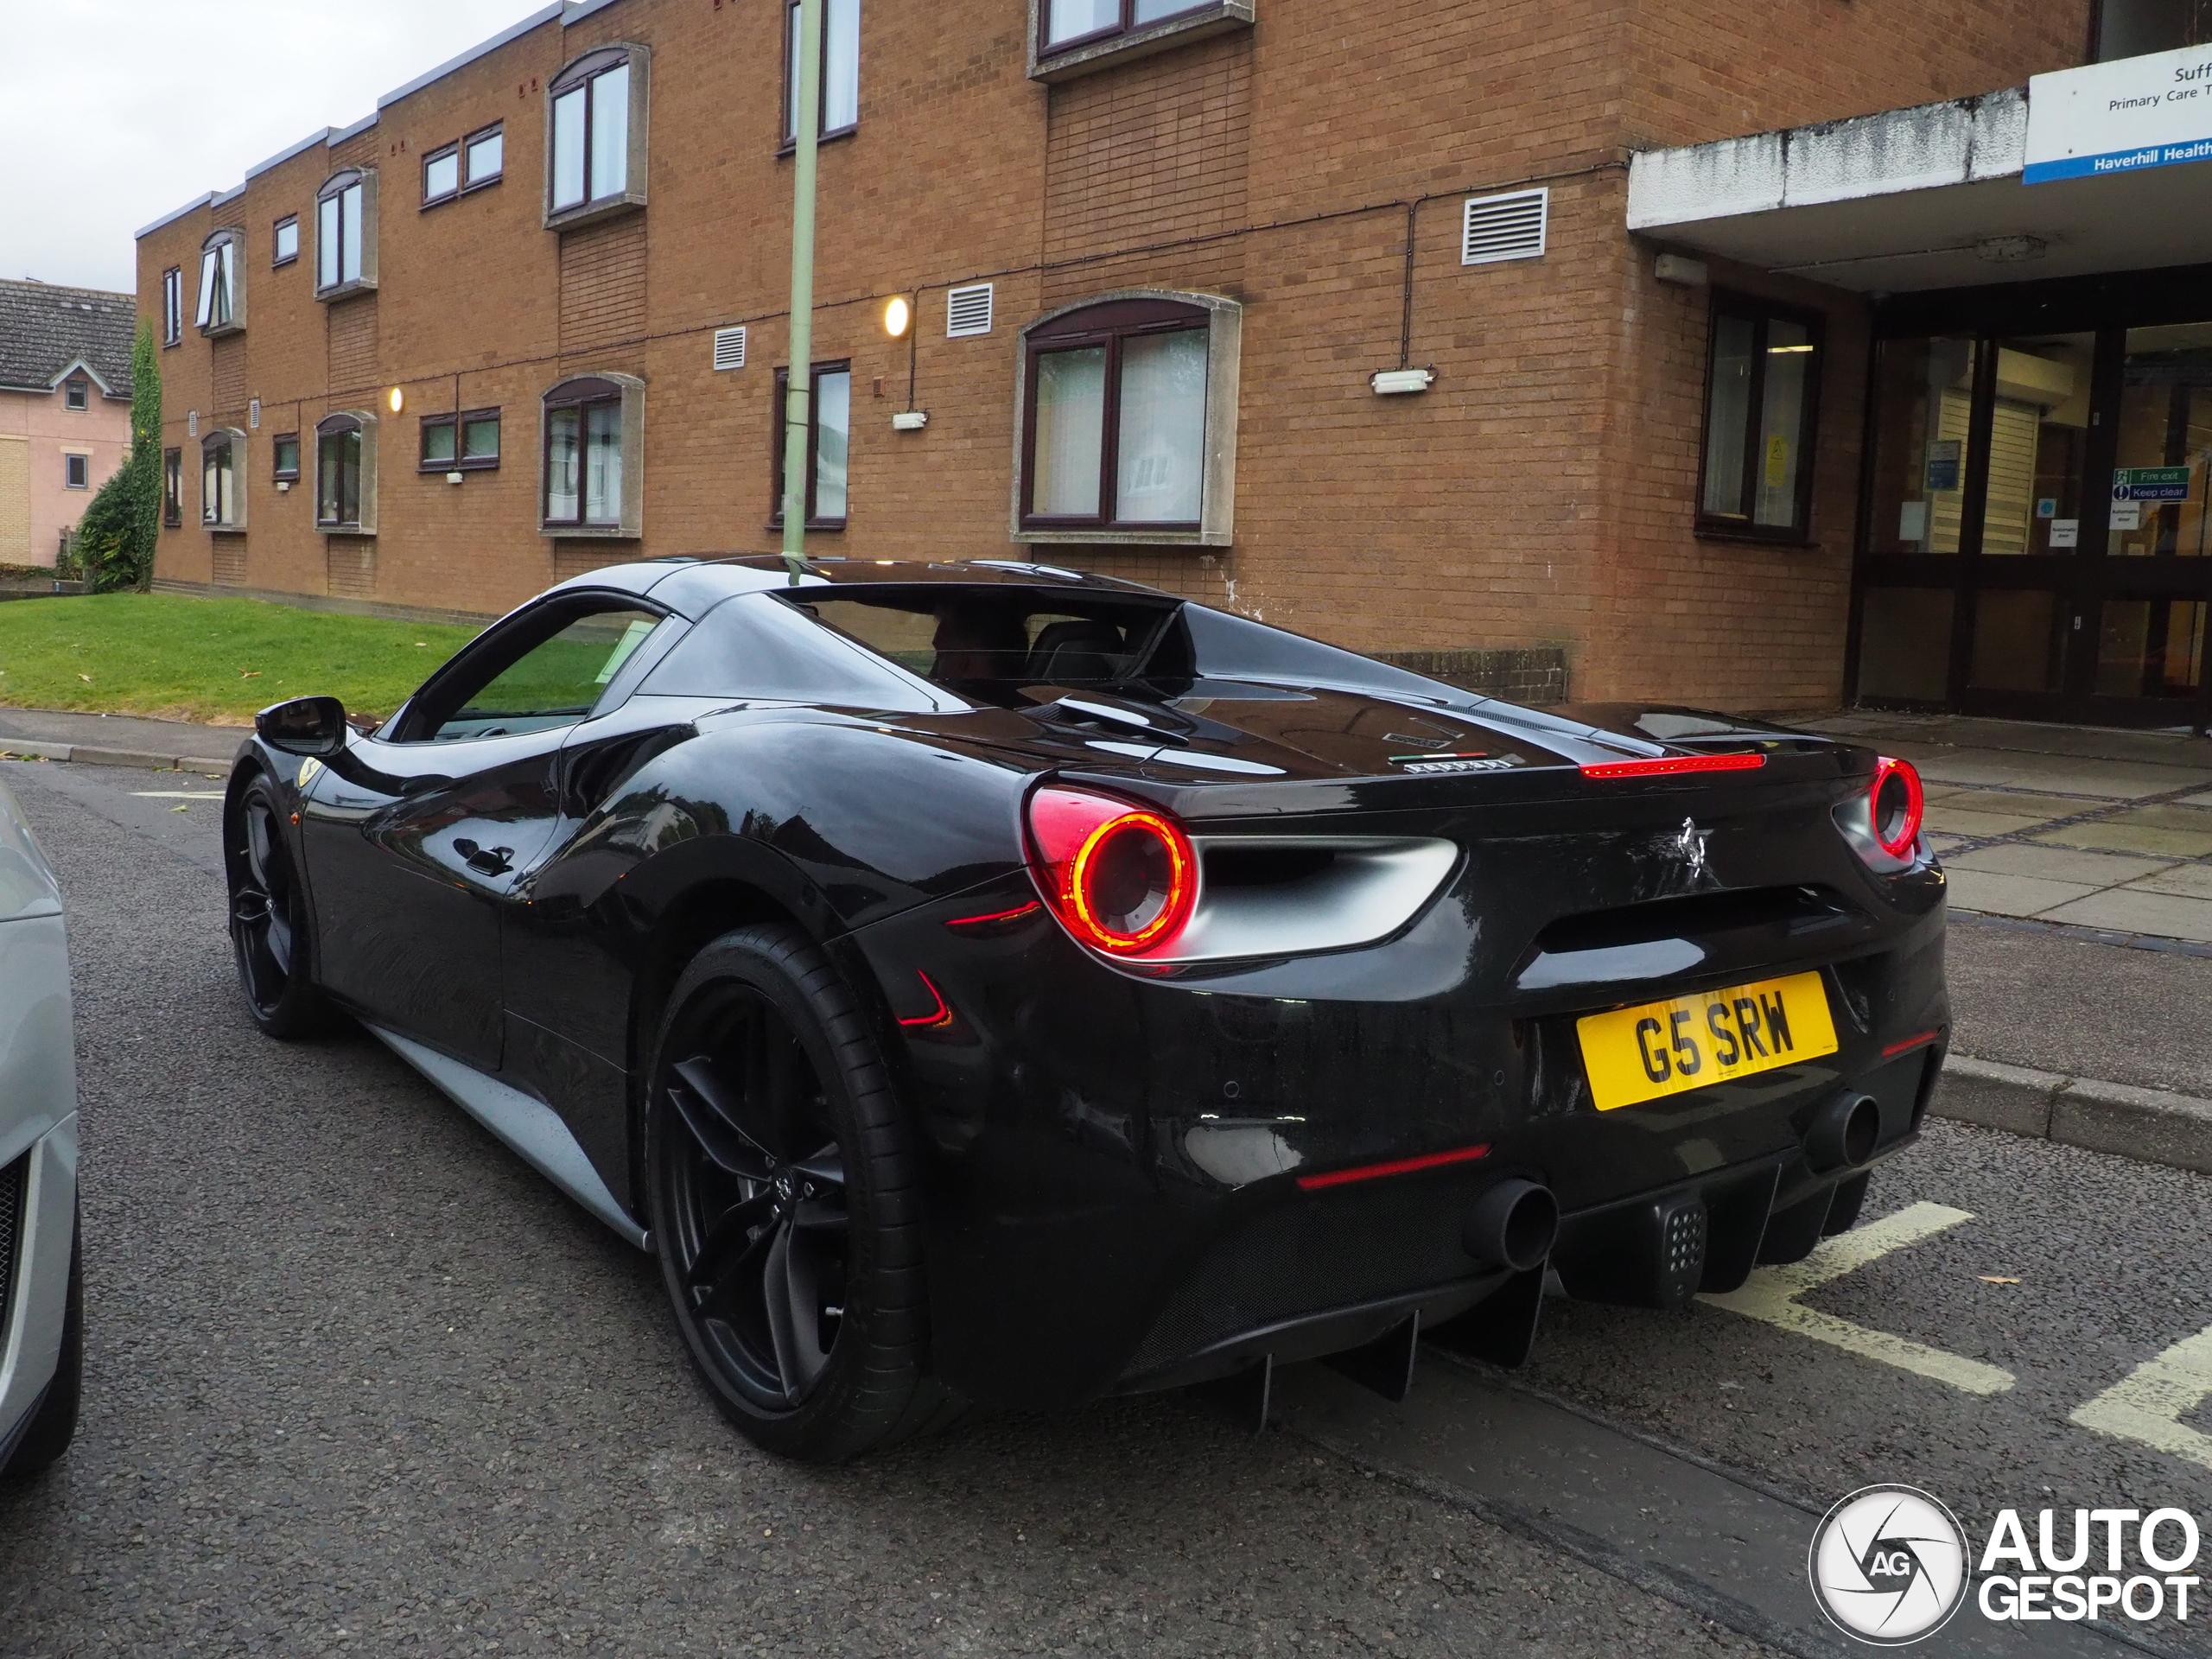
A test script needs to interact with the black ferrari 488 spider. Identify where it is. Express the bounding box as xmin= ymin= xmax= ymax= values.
xmin=226 ymin=556 xmax=1945 ymax=1460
